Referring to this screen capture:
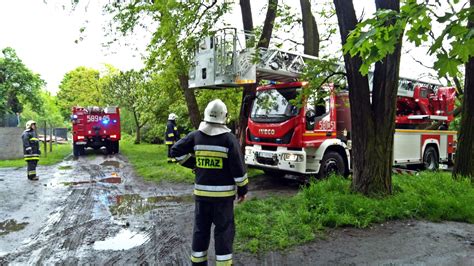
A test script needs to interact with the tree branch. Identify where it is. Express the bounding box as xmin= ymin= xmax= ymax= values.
xmin=187 ymin=0 xmax=218 ymax=35
xmin=315 ymin=71 xmax=347 ymax=89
